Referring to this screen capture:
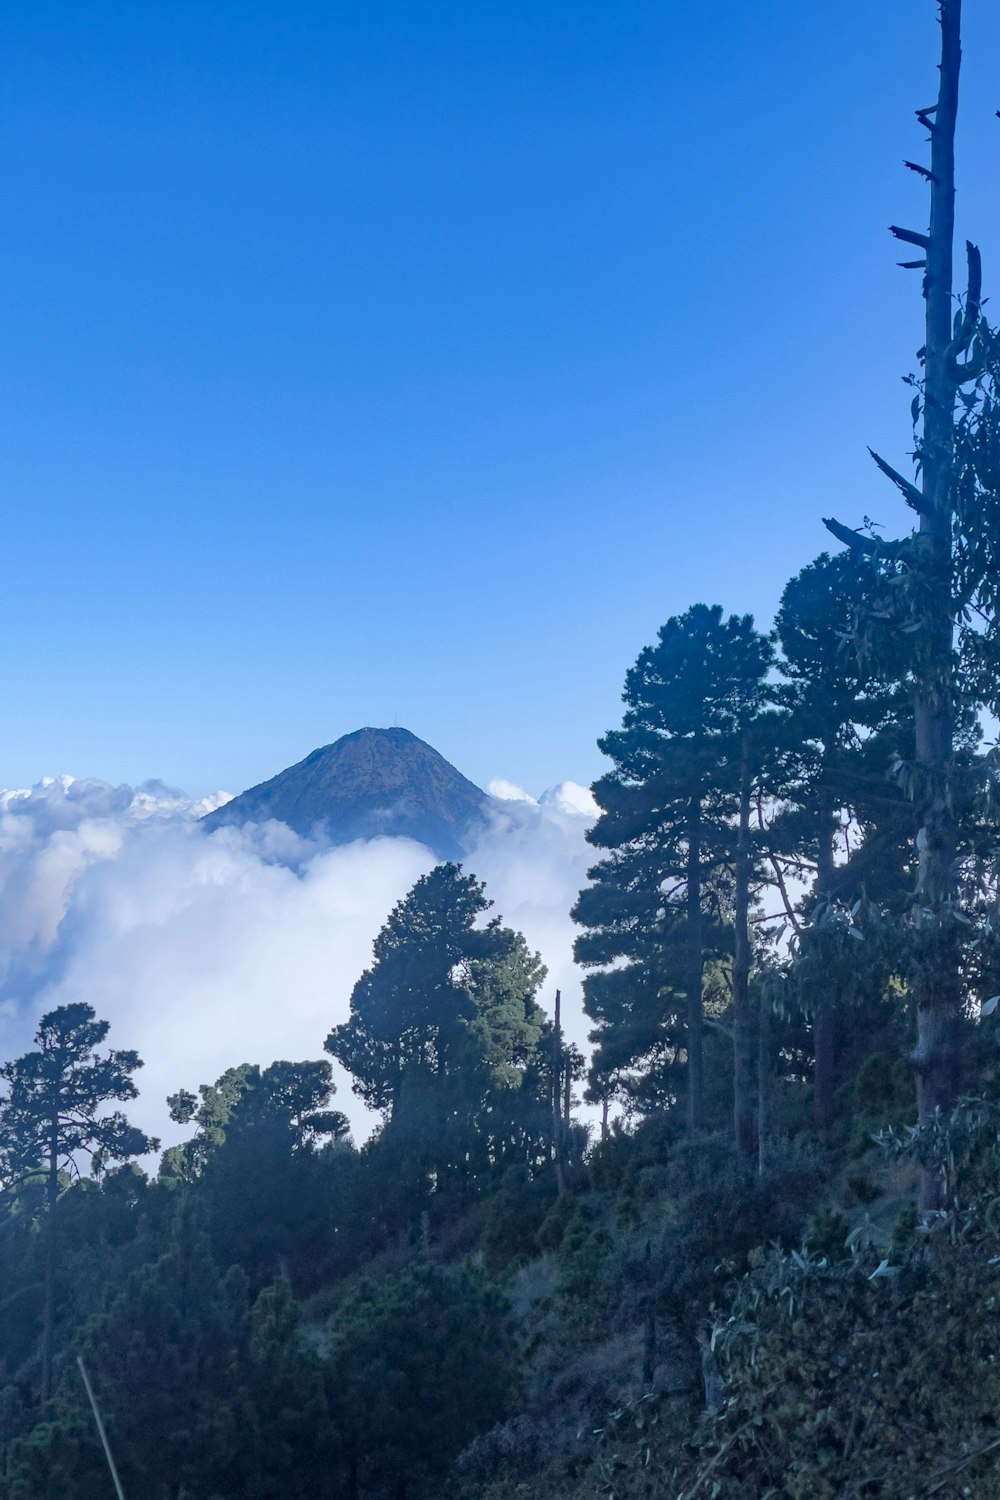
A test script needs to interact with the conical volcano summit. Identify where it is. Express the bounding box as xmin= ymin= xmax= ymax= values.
xmin=202 ymin=726 xmax=489 ymax=859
